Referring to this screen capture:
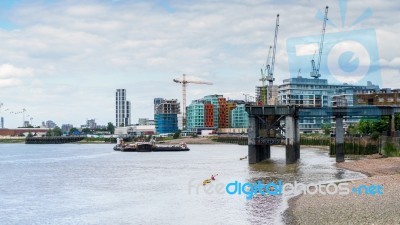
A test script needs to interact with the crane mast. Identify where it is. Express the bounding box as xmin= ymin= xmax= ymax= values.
xmin=259 ymin=45 xmax=272 ymax=105
xmin=264 ymin=14 xmax=279 ymax=105
xmin=311 ymin=6 xmax=328 ymax=79
xmin=173 ymin=74 xmax=213 ymax=130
